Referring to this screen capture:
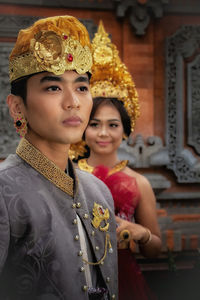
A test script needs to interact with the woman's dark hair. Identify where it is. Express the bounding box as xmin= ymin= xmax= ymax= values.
xmin=90 ymin=97 xmax=131 ymax=137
